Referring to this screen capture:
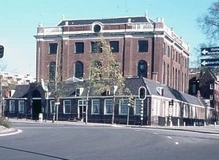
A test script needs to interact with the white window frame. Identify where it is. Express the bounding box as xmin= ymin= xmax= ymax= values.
xmin=104 ymin=99 xmax=113 ymax=115
xmin=210 ymin=84 xmax=214 ymax=90
xmin=50 ymin=100 xmax=55 ymax=114
xmin=63 ymin=100 xmax=71 ymax=114
xmin=119 ymin=99 xmax=128 ymax=115
xmin=91 ymin=99 xmax=100 ymax=115
xmin=135 ymin=99 xmax=141 ymax=115
xmin=9 ymin=100 xmax=15 ymax=113
xmin=18 ymin=100 xmax=25 ymax=114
